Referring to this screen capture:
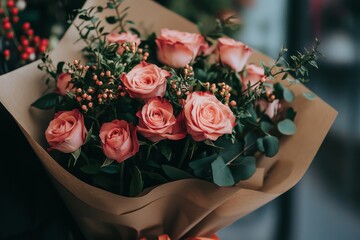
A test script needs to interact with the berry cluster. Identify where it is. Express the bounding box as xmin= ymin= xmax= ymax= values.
xmin=0 ymin=0 xmax=48 ymax=73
